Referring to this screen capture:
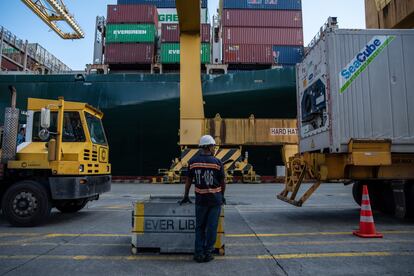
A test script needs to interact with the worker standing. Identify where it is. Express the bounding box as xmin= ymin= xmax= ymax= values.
xmin=180 ymin=135 xmax=226 ymax=263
